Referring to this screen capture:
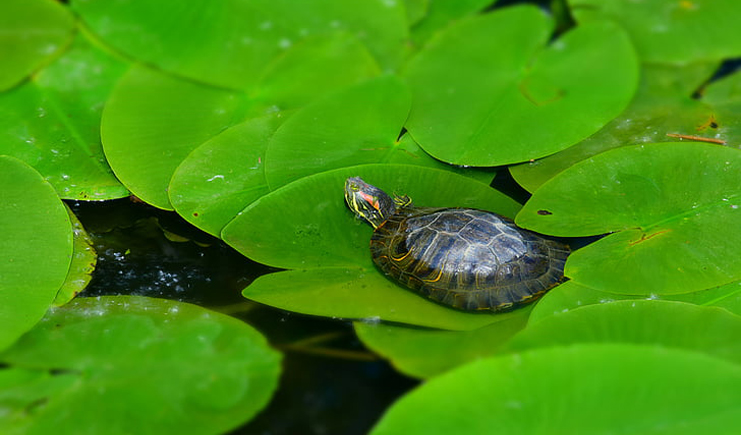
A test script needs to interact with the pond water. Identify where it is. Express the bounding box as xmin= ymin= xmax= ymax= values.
xmin=69 ymin=199 xmax=418 ymax=434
